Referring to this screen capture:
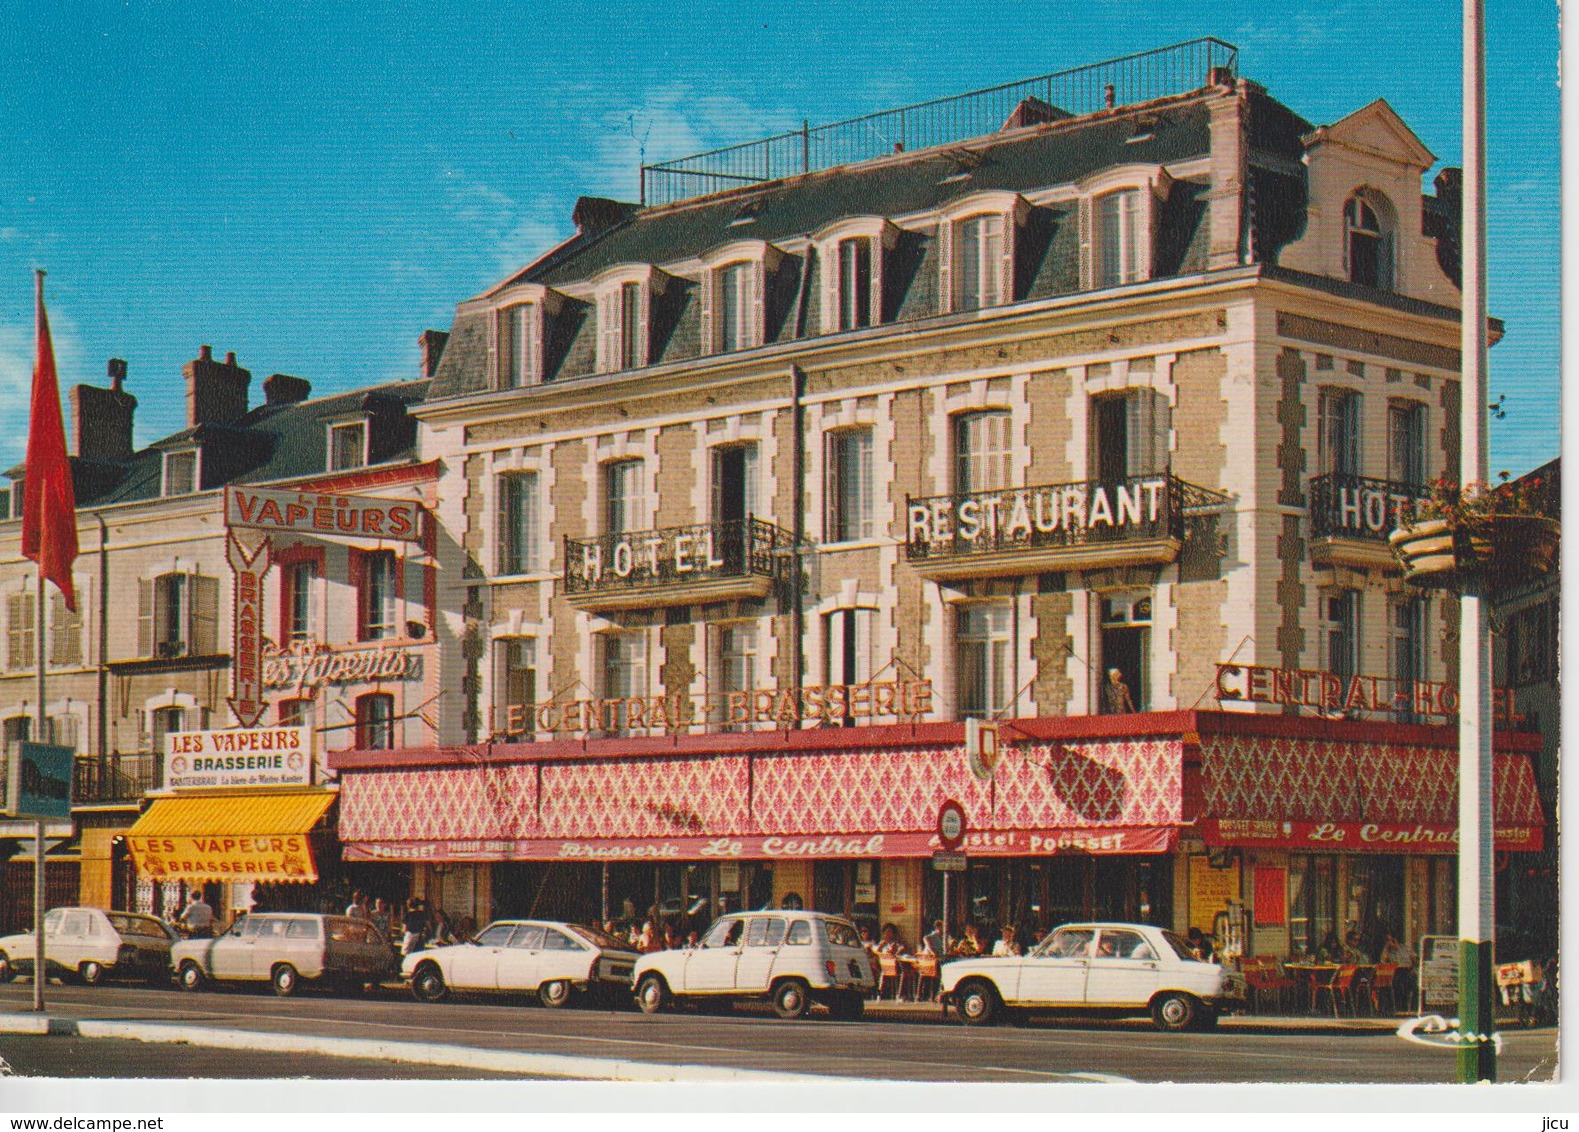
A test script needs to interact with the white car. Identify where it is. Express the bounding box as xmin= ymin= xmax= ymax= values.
xmin=940 ymin=922 xmax=1246 ymax=1031
xmin=172 ymin=912 xmax=397 ymax=996
xmin=0 ymin=907 xmax=177 ymax=986
xmin=632 ymin=910 xmax=875 ymax=1020
xmin=402 ymin=920 xmax=640 ymax=1008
